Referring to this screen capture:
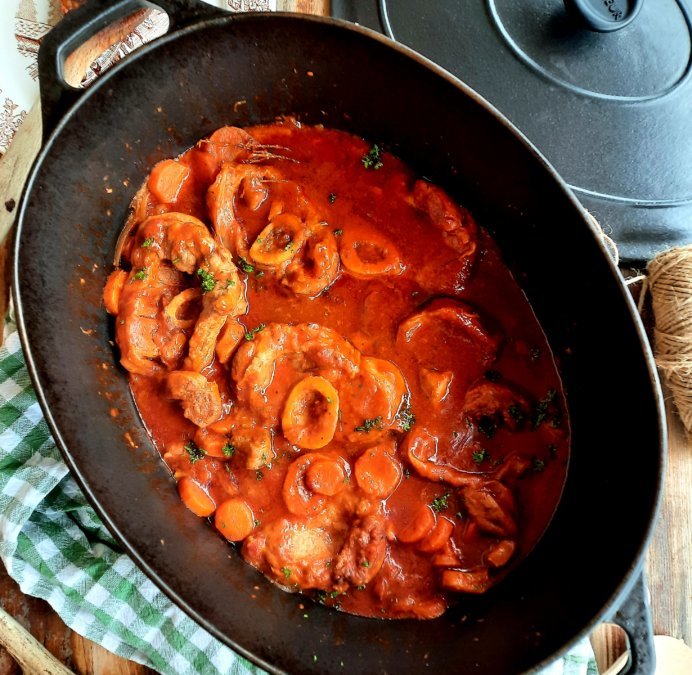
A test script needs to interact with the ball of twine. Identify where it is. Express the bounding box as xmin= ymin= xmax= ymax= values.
xmin=647 ymin=245 xmax=692 ymax=436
